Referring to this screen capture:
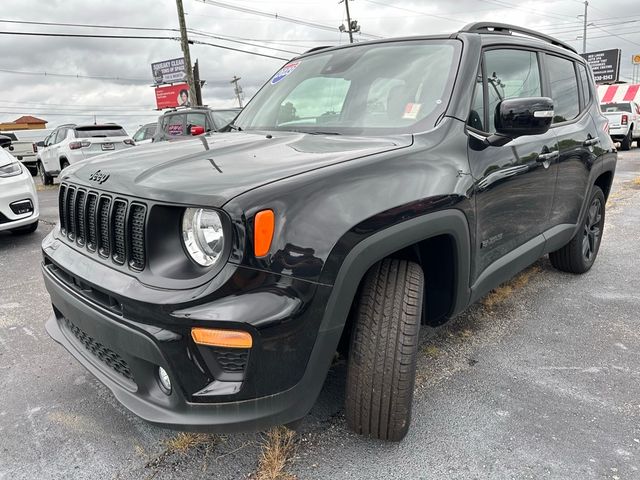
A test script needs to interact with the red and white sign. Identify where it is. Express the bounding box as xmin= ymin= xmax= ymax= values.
xmin=597 ymin=84 xmax=640 ymax=104
xmin=154 ymin=83 xmax=190 ymax=109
